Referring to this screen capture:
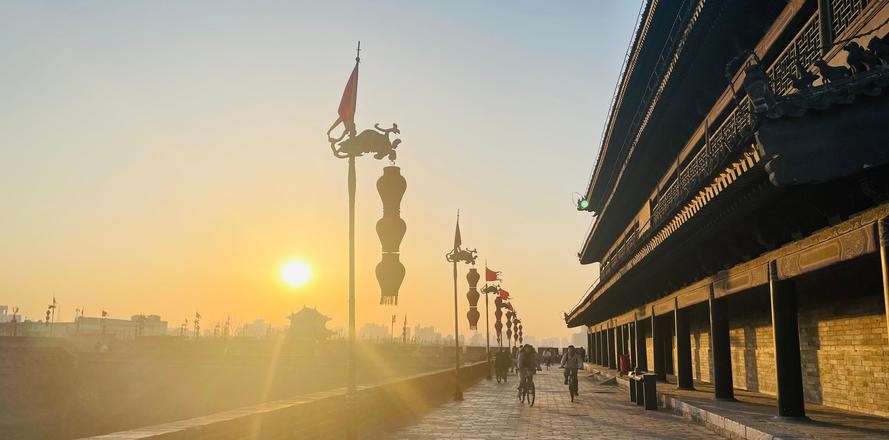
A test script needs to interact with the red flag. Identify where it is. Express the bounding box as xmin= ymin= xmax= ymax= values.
xmin=327 ymin=61 xmax=359 ymax=140
xmin=485 ymin=267 xmax=500 ymax=282
xmin=499 ymin=289 xmax=510 ymax=300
